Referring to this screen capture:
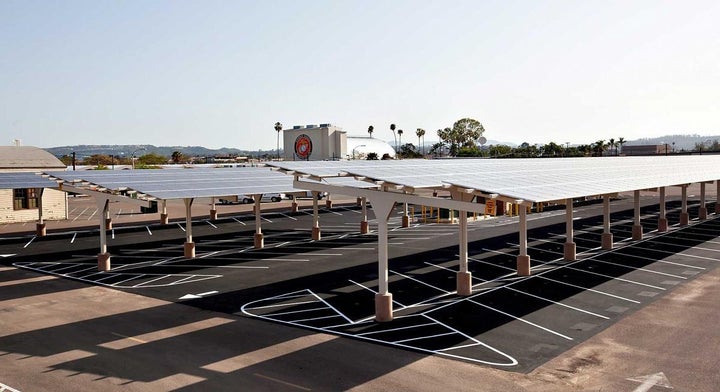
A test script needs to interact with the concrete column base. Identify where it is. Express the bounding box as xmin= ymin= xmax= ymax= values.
xmin=184 ymin=242 xmax=196 ymax=259
xmin=160 ymin=213 xmax=169 ymax=225
xmin=254 ymin=233 xmax=264 ymax=249
xmin=632 ymin=225 xmax=643 ymax=241
xmin=356 ymin=197 xmax=362 ymax=207
xmin=375 ymin=293 xmax=393 ymax=322
xmin=601 ymin=232 xmax=614 ymax=250
xmin=325 ymin=199 xmax=333 ymax=209
xmin=291 ymin=202 xmax=298 ymax=213
xmin=360 ymin=220 xmax=369 ymax=234
xmin=680 ymin=212 xmax=689 ymax=226
xmin=105 ymin=218 xmax=113 ymax=230
xmin=658 ymin=217 xmax=668 ymax=232
xmin=36 ymin=223 xmax=47 ymax=237
xmin=210 ymin=209 xmax=218 ymax=220
xmin=312 ymin=226 xmax=321 ymax=240
xmin=564 ymin=242 xmax=576 ymax=261
xmin=402 ymin=215 xmax=410 ymax=228
xmin=516 ymin=255 xmax=531 ymax=276
xmin=699 ymin=207 xmax=708 ymax=220
xmin=456 ymin=271 xmax=472 ymax=296
xmin=97 ymin=252 xmax=111 ymax=271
